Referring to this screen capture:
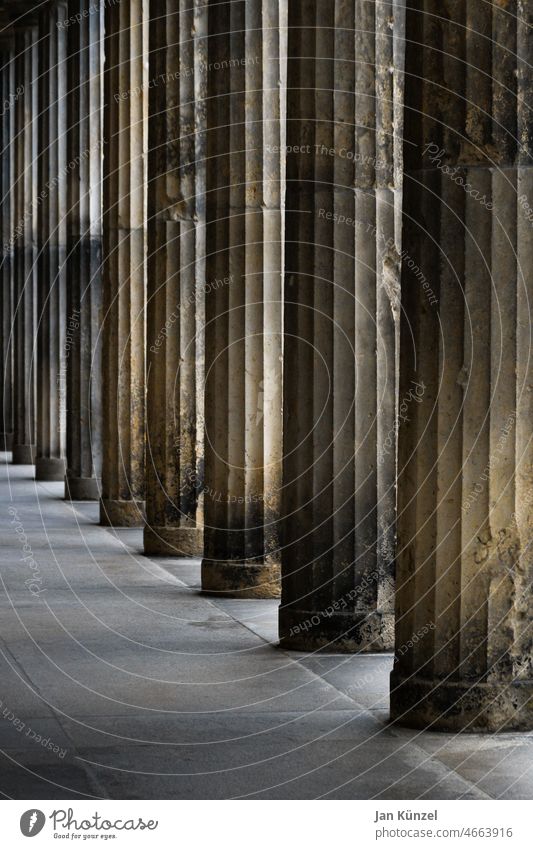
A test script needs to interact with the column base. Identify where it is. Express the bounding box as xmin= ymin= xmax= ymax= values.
xmin=0 ymin=433 xmax=13 ymax=451
xmin=144 ymin=525 xmax=203 ymax=557
xmin=35 ymin=457 xmax=67 ymax=481
xmin=12 ymin=444 xmax=35 ymax=465
xmin=279 ymin=607 xmax=394 ymax=653
xmin=201 ymin=558 xmax=281 ymax=598
xmin=390 ymin=672 xmax=533 ymax=732
xmin=65 ymin=475 xmax=101 ymax=501
xmin=100 ymin=498 xmax=146 ymax=528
